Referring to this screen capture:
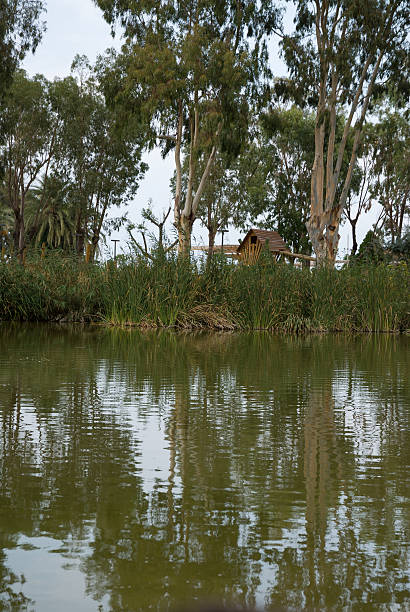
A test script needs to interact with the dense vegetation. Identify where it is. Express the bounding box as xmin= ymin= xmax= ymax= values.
xmin=0 ymin=0 xmax=408 ymax=330
xmin=0 ymin=0 xmax=409 ymax=268
xmin=0 ymin=252 xmax=408 ymax=332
